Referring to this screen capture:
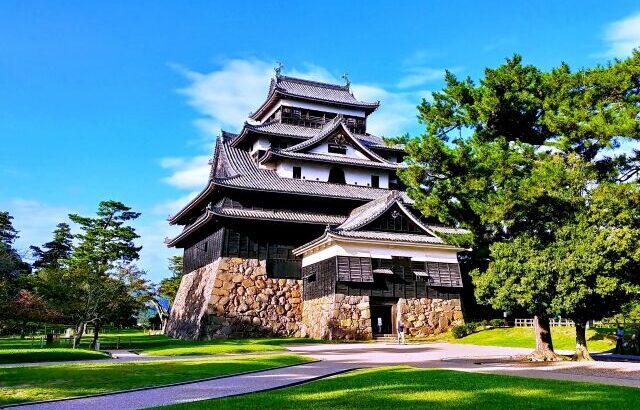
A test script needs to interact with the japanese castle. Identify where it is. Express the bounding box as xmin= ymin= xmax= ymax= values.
xmin=165 ymin=70 xmax=466 ymax=340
